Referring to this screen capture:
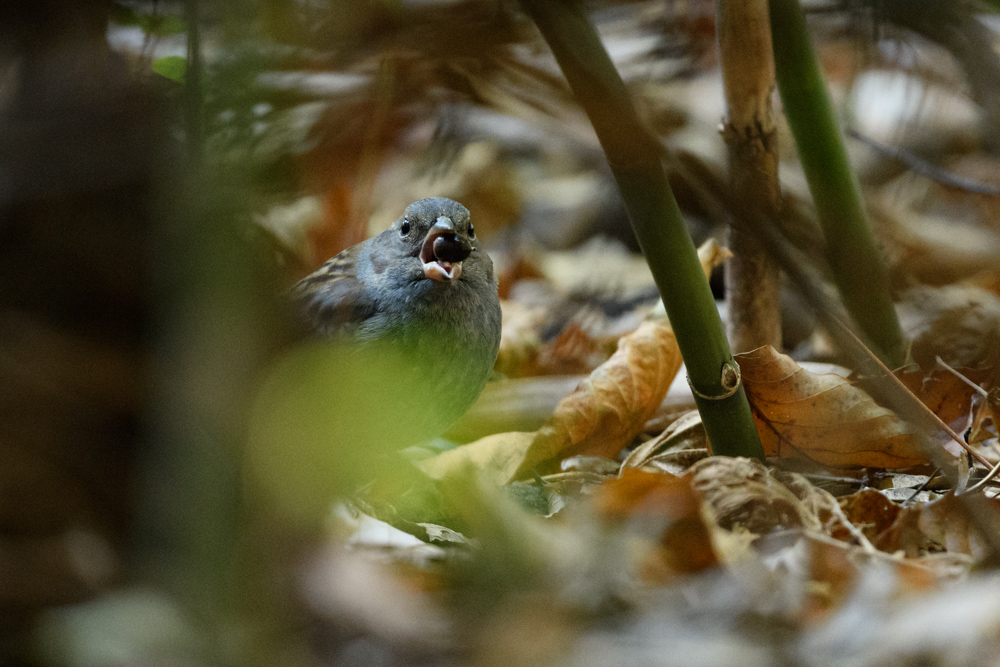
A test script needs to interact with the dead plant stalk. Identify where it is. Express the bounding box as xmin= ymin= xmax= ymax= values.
xmin=716 ymin=0 xmax=782 ymax=352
